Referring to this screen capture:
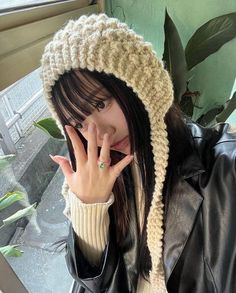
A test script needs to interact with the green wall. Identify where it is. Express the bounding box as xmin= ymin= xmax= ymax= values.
xmin=105 ymin=0 xmax=236 ymax=125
